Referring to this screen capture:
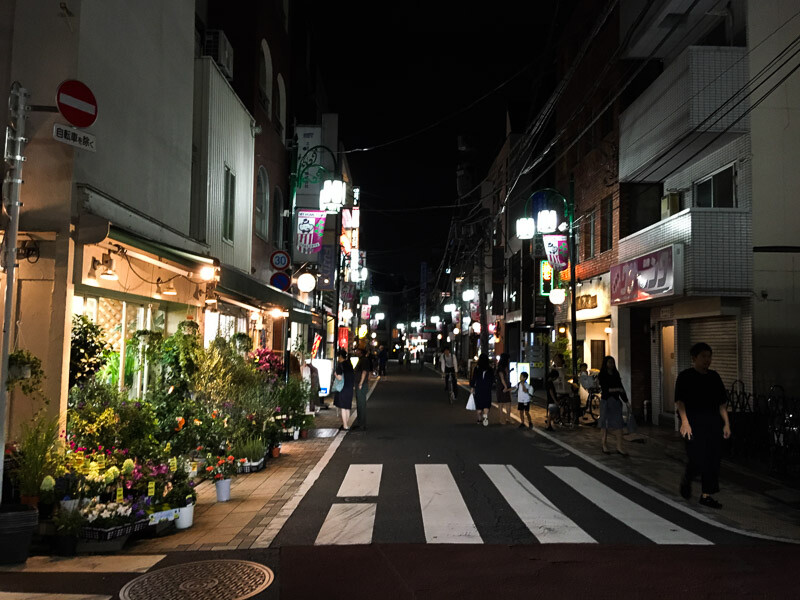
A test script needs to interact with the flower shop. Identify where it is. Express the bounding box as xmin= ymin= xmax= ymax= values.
xmin=0 ymin=312 xmax=316 ymax=563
